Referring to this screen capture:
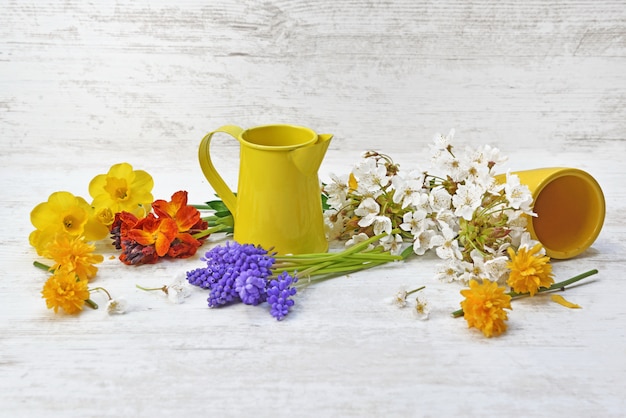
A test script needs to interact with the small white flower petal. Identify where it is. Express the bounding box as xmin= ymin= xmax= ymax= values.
xmin=413 ymin=296 xmax=431 ymax=320
xmin=106 ymin=298 xmax=128 ymax=315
